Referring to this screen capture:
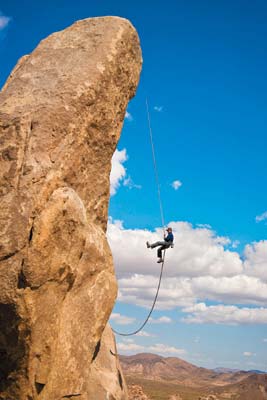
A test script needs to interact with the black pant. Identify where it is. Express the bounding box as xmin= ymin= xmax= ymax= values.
xmin=150 ymin=241 xmax=171 ymax=258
